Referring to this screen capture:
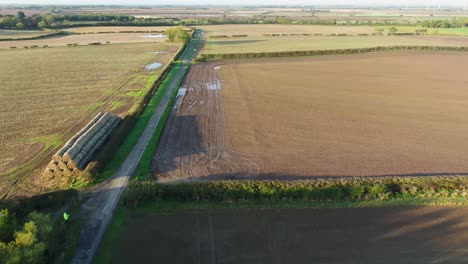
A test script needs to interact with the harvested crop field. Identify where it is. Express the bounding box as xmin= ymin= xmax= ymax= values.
xmin=0 ymin=32 xmax=167 ymax=49
xmin=0 ymin=42 xmax=180 ymax=197
xmin=202 ymin=35 xmax=468 ymax=54
xmin=63 ymin=26 xmax=186 ymax=34
xmin=108 ymin=206 xmax=468 ymax=264
xmin=0 ymin=29 xmax=51 ymax=39
xmin=152 ymin=51 xmax=468 ymax=181
xmin=199 ymin=25 xmax=375 ymax=36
